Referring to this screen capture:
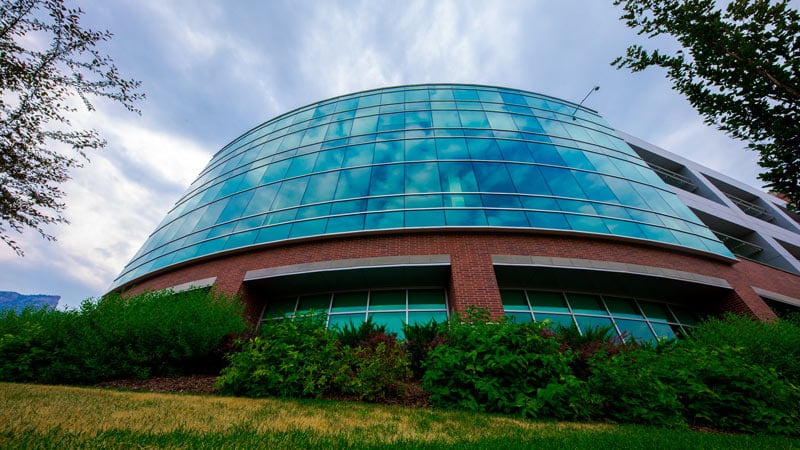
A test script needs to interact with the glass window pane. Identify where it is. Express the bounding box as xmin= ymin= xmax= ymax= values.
xmin=486 ymin=209 xmax=529 ymax=227
xmin=365 ymin=211 xmax=403 ymax=229
xmin=507 ymin=311 xmax=533 ymax=323
xmin=405 ymin=139 xmax=436 ymax=161
xmin=539 ymin=167 xmax=587 ymax=199
xmin=604 ymin=297 xmax=643 ymax=319
xmin=332 ymin=291 xmax=368 ymax=313
xmin=435 ymin=137 xmax=470 ymax=159
xmin=374 ymin=140 xmax=404 ymax=164
xmin=614 ymin=319 xmax=655 ymax=343
xmin=527 ymin=211 xmax=570 ymax=230
xmin=467 ymin=138 xmax=502 ymax=160
xmin=650 ymin=322 xmax=679 ymax=340
xmin=314 ymin=149 xmax=345 ymax=171
xmin=296 ymin=294 xmax=331 ymax=315
xmin=501 ymin=290 xmax=528 ymax=311
xmin=439 ymin=162 xmax=479 ymax=192
xmin=529 ymin=291 xmax=569 ymax=312
xmin=302 ymin=172 xmax=339 ymax=204
xmin=474 ymin=162 xmax=515 ymax=193
xmin=640 ymin=302 xmax=674 ymax=322
xmin=325 ymin=214 xmax=364 ymax=233
xmin=533 ymin=312 xmax=574 ymax=329
xmin=408 ymin=311 xmax=447 ymax=327
xmin=565 ymin=215 xmax=610 ymax=234
xmin=289 ymin=218 xmax=326 ymax=238
xmin=575 ymin=316 xmax=614 ymax=335
xmin=351 ymin=115 xmax=378 ymax=135
xmin=507 ymin=164 xmax=551 ymax=195
xmin=329 ymin=313 xmax=366 ymax=330
xmin=370 ymin=164 xmax=405 ymax=196
xmin=369 ymin=311 xmax=406 ymax=336
xmin=343 ymin=143 xmax=374 ymax=167
xmin=671 ymin=306 xmax=699 ymax=326
xmin=568 ymin=294 xmax=606 ymax=315
xmin=272 ymin=177 xmax=309 ymax=209
xmin=408 ymin=290 xmax=447 ymax=309
xmin=265 ymin=297 xmax=297 ymax=318
xmin=405 ymin=209 xmax=445 ymax=227
xmin=445 ymin=208 xmax=487 ymax=226
xmin=405 ymin=163 xmax=441 ymax=193
xmin=369 ymin=290 xmax=406 ymax=311
xmin=334 ymin=167 xmax=372 ymax=200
